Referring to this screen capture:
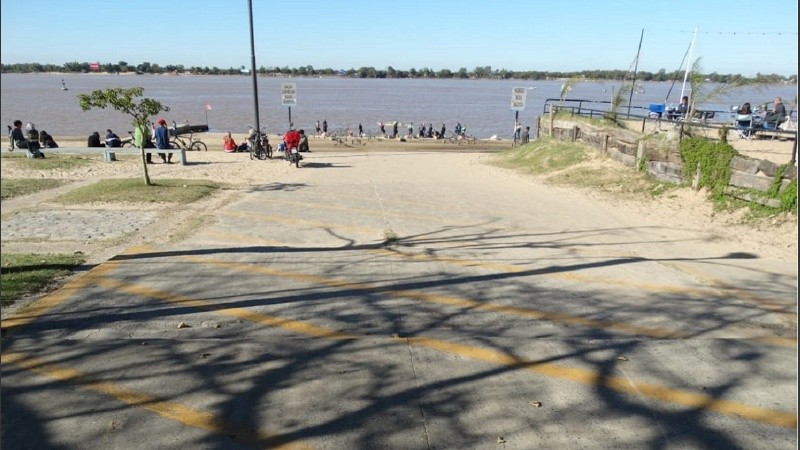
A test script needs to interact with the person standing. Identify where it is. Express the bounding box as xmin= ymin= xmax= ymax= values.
xmin=440 ymin=123 xmax=446 ymax=139
xmin=358 ymin=123 xmax=363 ymax=137
xmin=380 ymin=121 xmax=386 ymax=136
xmin=521 ymin=126 xmax=530 ymax=144
xmin=154 ymin=118 xmax=173 ymax=163
xmin=322 ymin=119 xmax=328 ymax=135
xmin=392 ymin=121 xmax=398 ymax=139
xmin=134 ymin=122 xmax=154 ymax=163
xmin=315 ymin=120 xmax=321 ymax=135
